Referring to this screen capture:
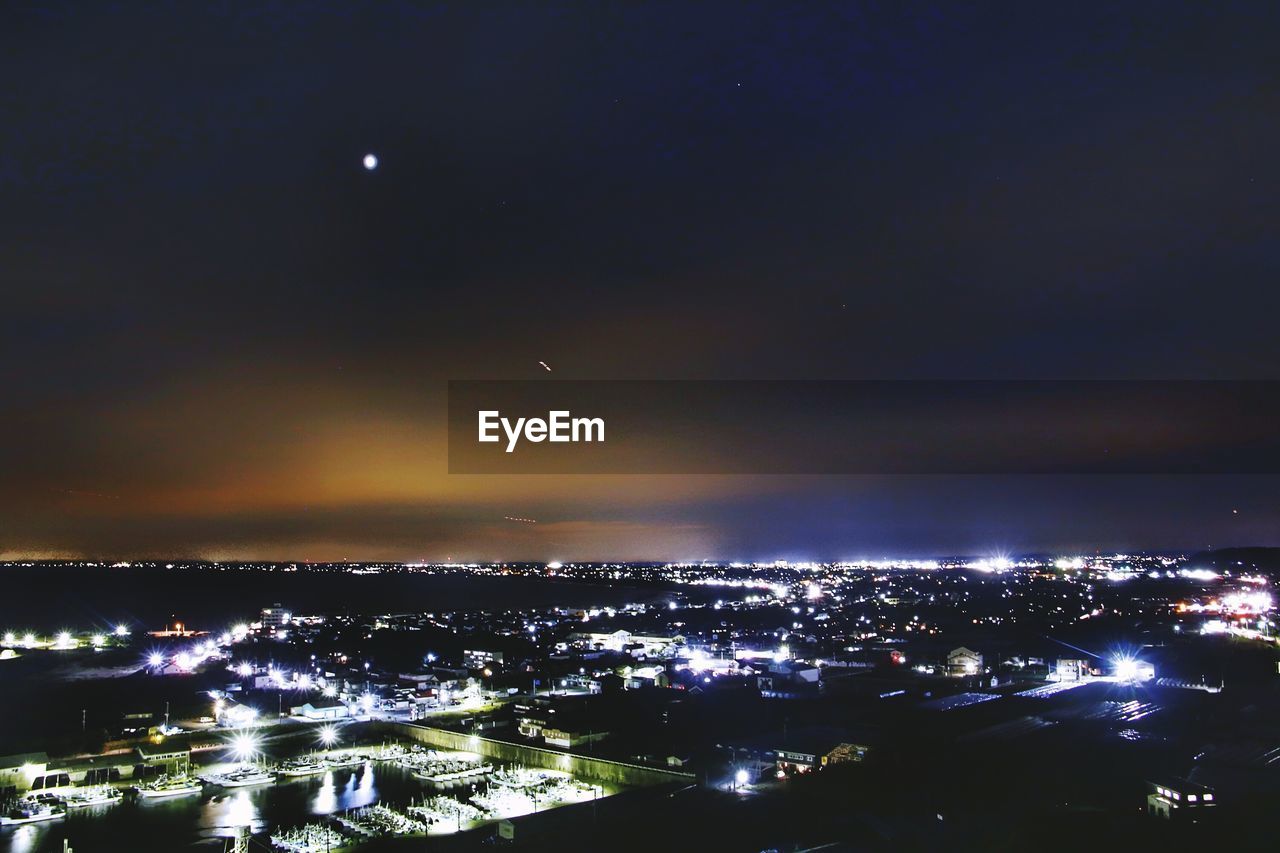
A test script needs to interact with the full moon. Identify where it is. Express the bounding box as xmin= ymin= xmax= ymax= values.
xmin=362 ymin=153 xmax=378 ymax=171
